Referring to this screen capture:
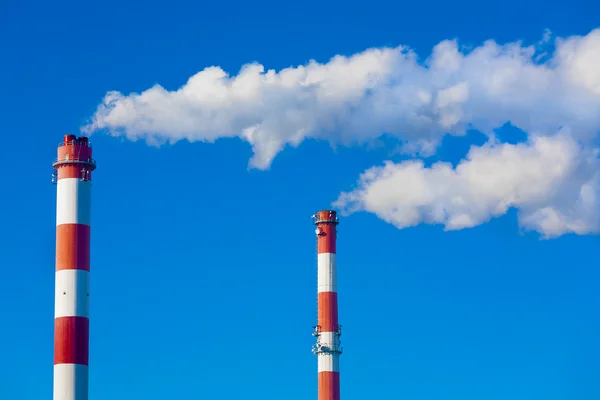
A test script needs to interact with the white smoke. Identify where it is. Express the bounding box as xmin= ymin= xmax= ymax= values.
xmin=83 ymin=28 xmax=600 ymax=237
xmin=334 ymin=132 xmax=600 ymax=238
